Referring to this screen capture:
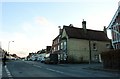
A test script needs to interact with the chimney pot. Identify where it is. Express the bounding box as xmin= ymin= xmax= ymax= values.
xmin=58 ymin=26 xmax=62 ymax=34
xmin=82 ymin=20 xmax=87 ymax=33
xmin=69 ymin=24 xmax=73 ymax=27
xmin=103 ymin=26 xmax=107 ymax=35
